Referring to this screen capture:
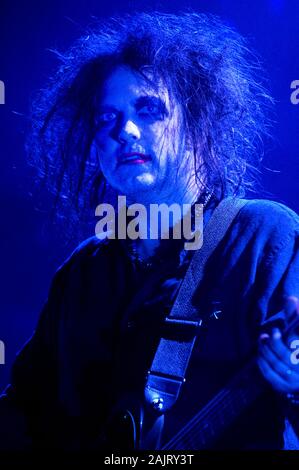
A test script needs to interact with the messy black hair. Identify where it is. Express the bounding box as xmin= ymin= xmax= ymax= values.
xmin=27 ymin=11 xmax=273 ymax=234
